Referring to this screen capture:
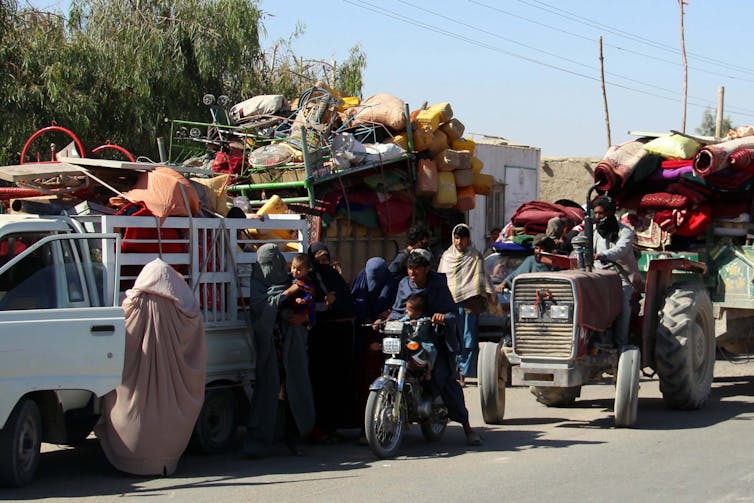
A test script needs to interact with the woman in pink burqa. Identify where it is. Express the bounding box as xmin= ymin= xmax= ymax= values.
xmin=95 ymin=259 xmax=206 ymax=476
